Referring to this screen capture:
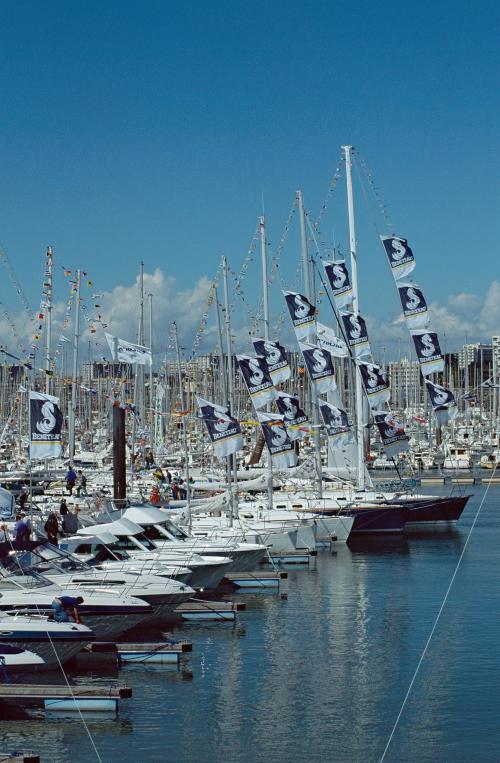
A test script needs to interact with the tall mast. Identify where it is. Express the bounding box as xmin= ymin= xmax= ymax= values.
xmin=297 ymin=191 xmax=322 ymax=497
xmin=68 ymin=268 xmax=81 ymax=462
xmin=45 ymin=246 xmax=53 ymax=394
xmin=222 ymin=255 xmax=238 ymax=523
xmin=342 ymin=145 xmax=366 ymax=490
xmin=173 ymin=322 xmax=191 ymax=529
xmin=148 ymin=291 xmax=154 ymax=444
xmin=259 ymin=215 xmax=274 ymax=512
